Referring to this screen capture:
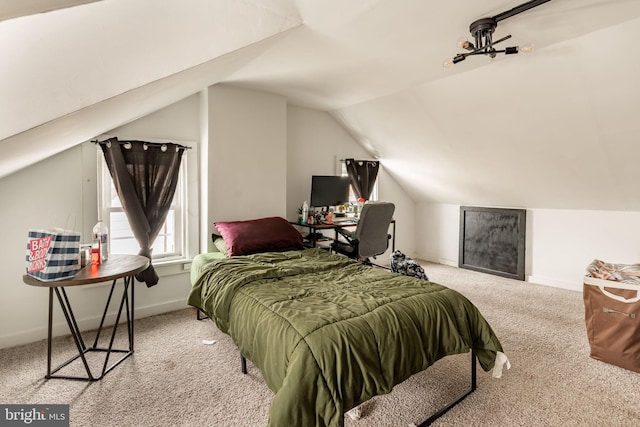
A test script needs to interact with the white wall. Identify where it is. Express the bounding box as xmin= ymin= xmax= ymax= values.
xmin=287 ymin=105 xmax=369 ymax=219
xmin=415 ymin=203 xmax=460 ymax=267
xmin=286 ymin=105 xmax=416 ymax=260
xmin=206 ymin=85 xmax=288 ymax=224
xmin=527 ymin=209 xmax=640 ymax=290
xmin=1 ymin=146 xmax=84 ymax=349
xmin=416 ymin=203 xmax=640 ymax=292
